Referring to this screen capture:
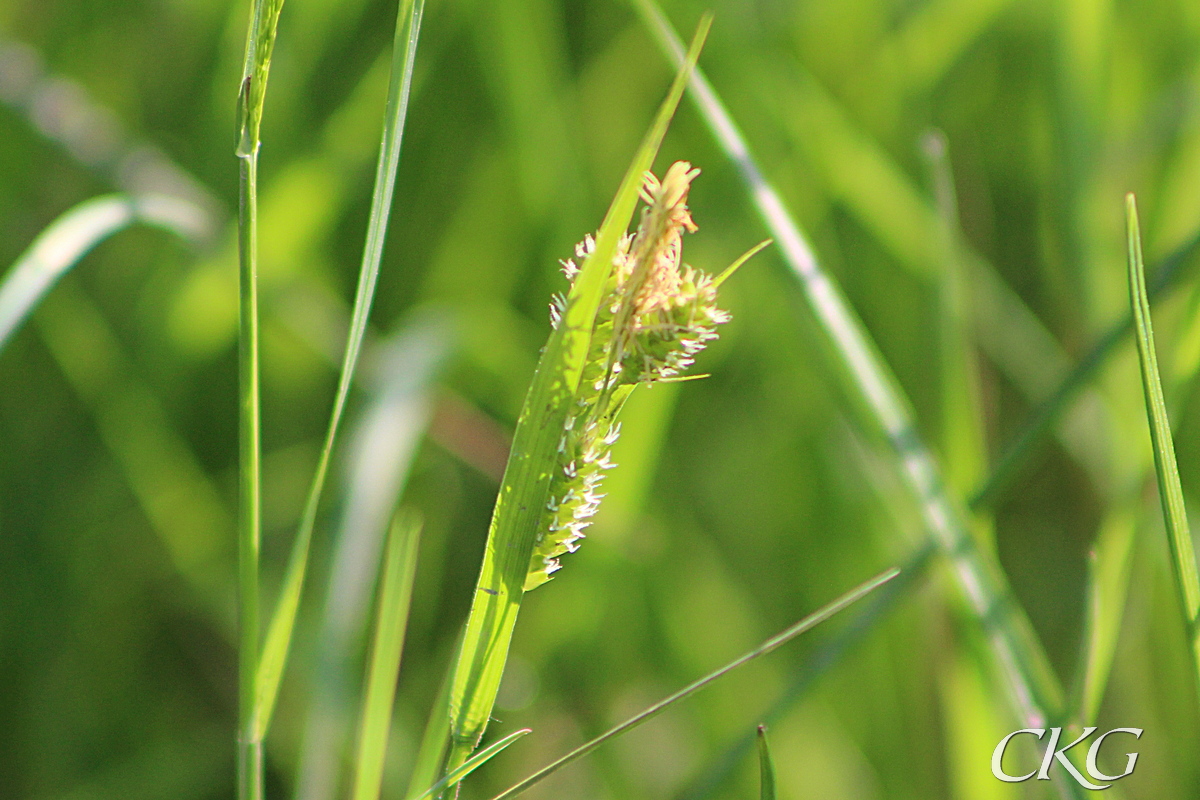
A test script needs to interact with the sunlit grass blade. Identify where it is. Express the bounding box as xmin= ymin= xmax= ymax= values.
xmin=295 ymin=318 xmax=447 ymax=800
xmin=0 ymin=193 xmax=210 ymax=353
xmin=488 ymin=567 xmax=900 ymax=800
xmin=676 ymin=542 xmax=934 ymax=800
xmin=756 ymin=726 xmax=775 ymax=800
xmin=412 ymin=729 xmax=531 ymax=800
xmin=255 ymin=0 xmax=426 ymax=741
xmin=349 ymin=512 xmax=423 ymax=800
xmin=635 ymin=0 xmax=1064 ymax=733
xmin=1126 ymin=193 xmax=1200 ymax=695
xmin=972 ymin=225 xmax=1200 ymax=510
xmin=444 ymin=15 xmax=711 ymax=773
